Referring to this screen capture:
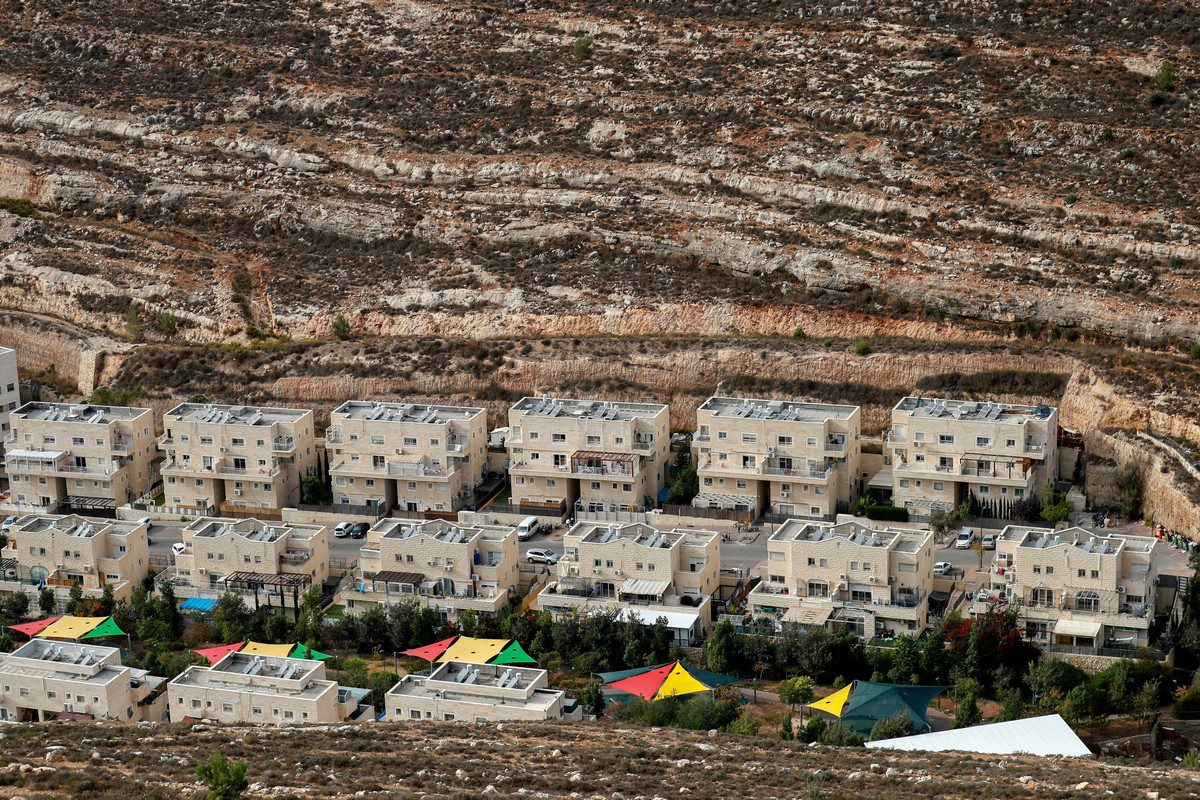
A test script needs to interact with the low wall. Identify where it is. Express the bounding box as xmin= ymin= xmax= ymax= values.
xmin=1043 ymin=647 xmax=1174 ymax=674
